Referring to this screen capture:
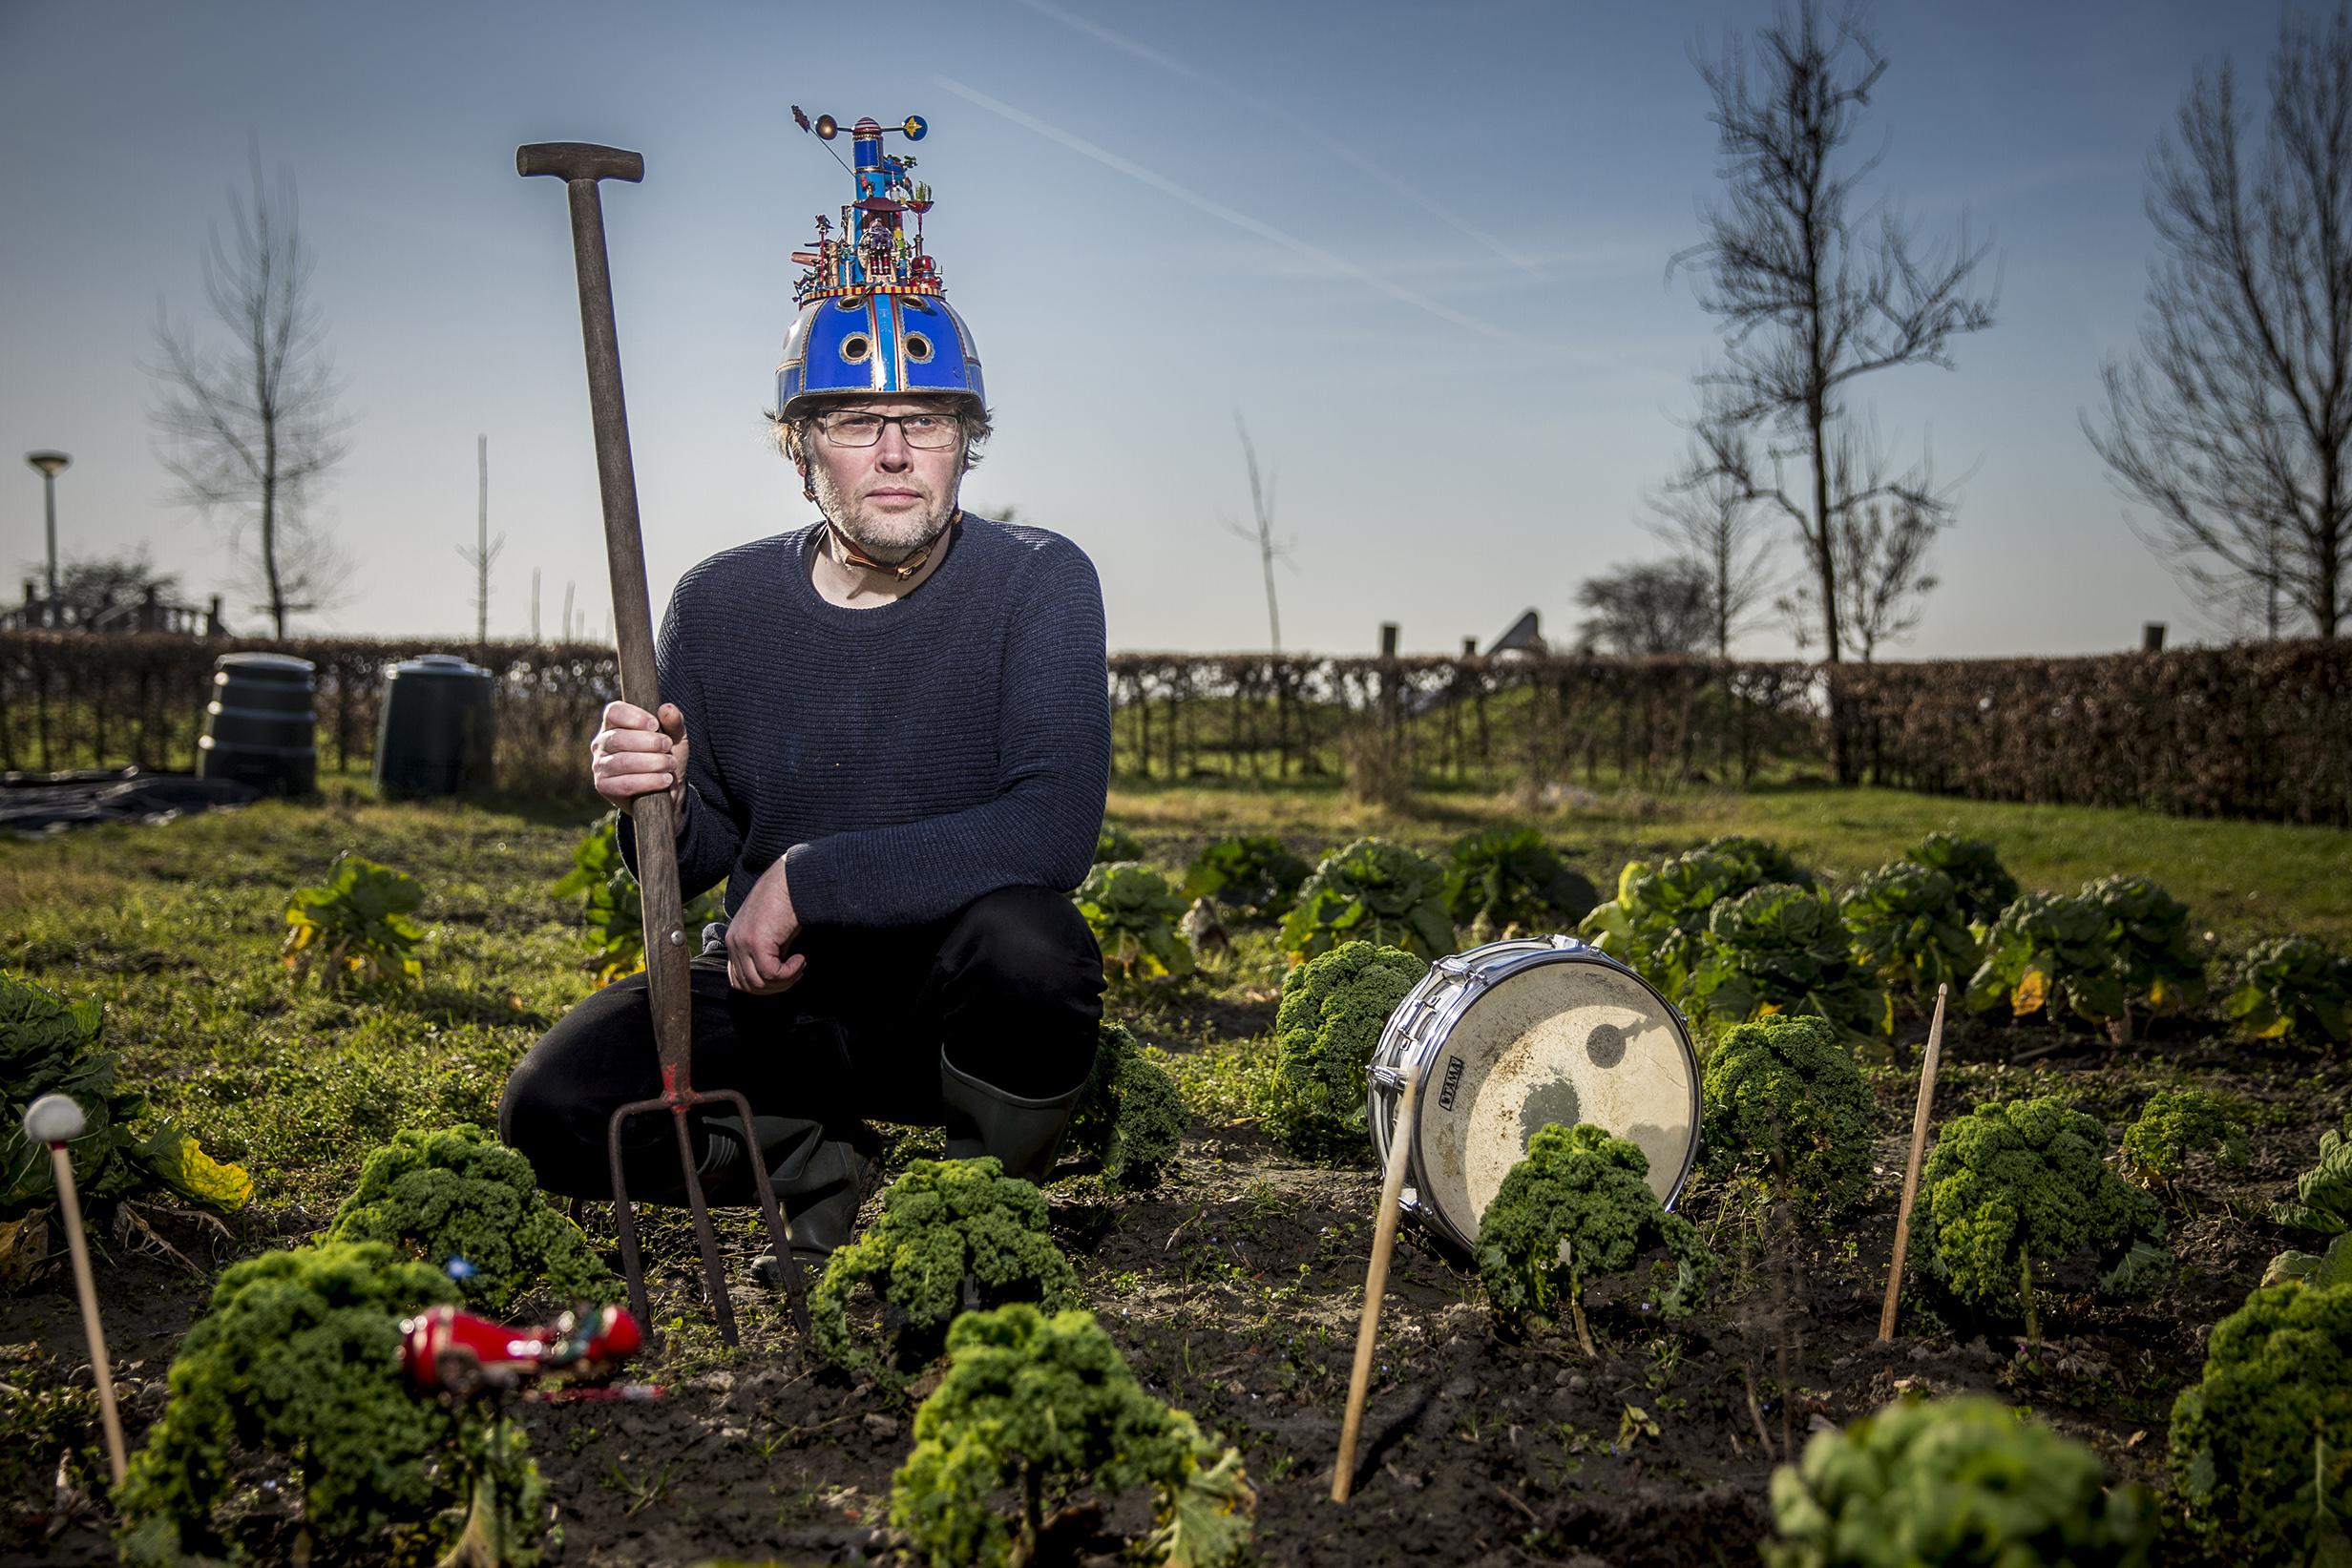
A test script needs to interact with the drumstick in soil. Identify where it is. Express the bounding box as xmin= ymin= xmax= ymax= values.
xmin=1333 ymin=1067 xmax=1419 ymax=1504
xmin=23 ymin=1094 xmax=127 ymax=1485
xmin=1878 ymin=984 xmax=1948 ymax=1342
